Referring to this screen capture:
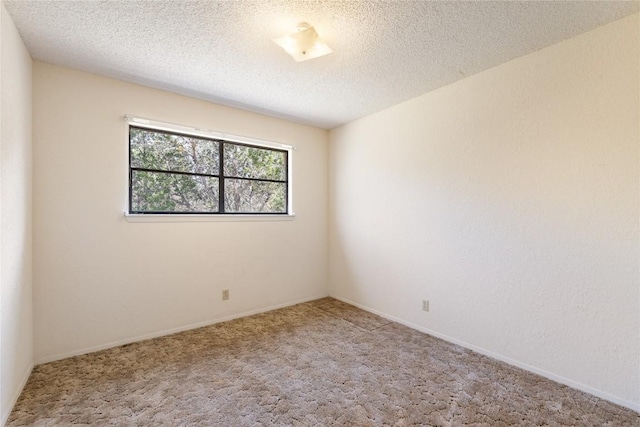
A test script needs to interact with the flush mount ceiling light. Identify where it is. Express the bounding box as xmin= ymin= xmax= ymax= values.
xmin=273 ymin=22 xmax=332 ymax=62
